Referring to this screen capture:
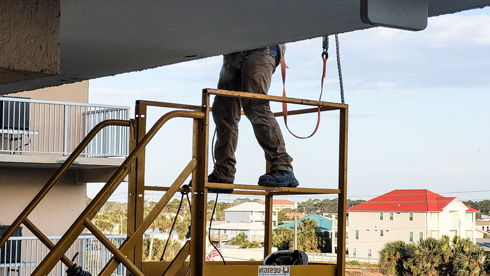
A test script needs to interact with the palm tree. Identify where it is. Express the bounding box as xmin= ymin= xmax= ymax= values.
xmin=297 ymin=218 xmax=319 ymax=252
xmin=379 ymin=240 xmax=412 ymax=276
xmin=272 ymin=227 xmax=293 ymax=250
xmin=408 ymin=237 xmax=445 ymax=276
xmin=144 ymin=202 xmax=172 ymax=261
xmin=450 ymin=236 xmax=486 ymax=276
